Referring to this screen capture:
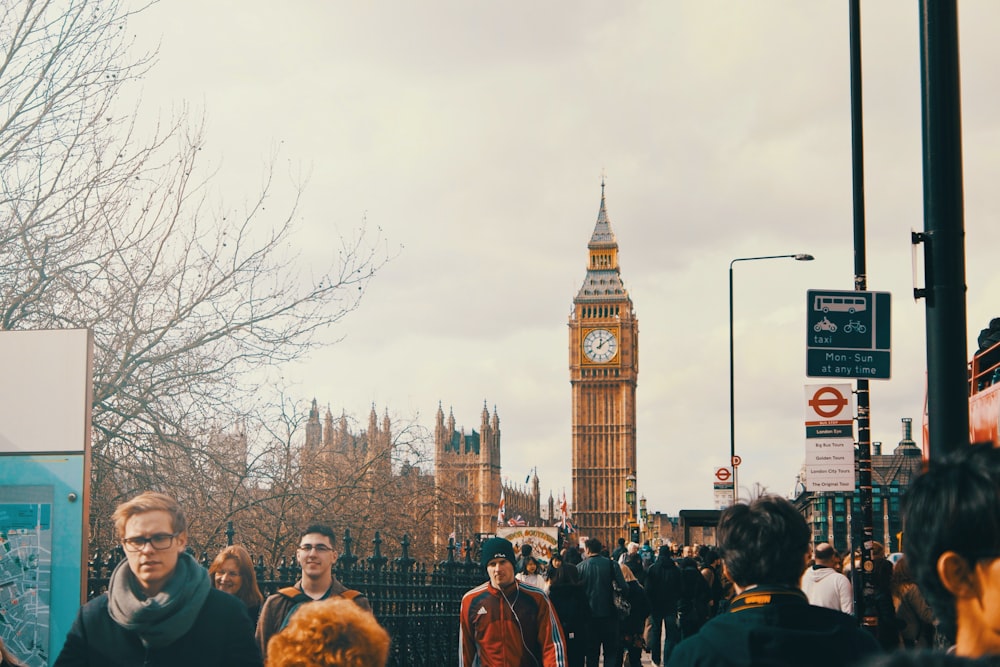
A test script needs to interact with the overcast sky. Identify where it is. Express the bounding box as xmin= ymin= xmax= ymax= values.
xmin=126 ymin=2 xmax=1000 ymax=516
